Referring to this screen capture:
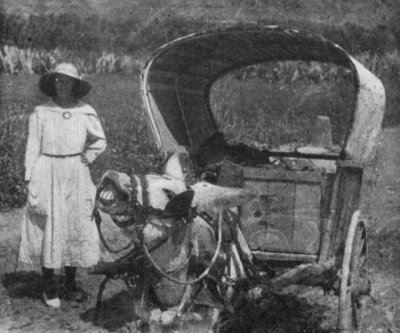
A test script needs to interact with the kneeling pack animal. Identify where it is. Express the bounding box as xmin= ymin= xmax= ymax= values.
xmin=94 ymin=154 xmax=256 ymax=331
